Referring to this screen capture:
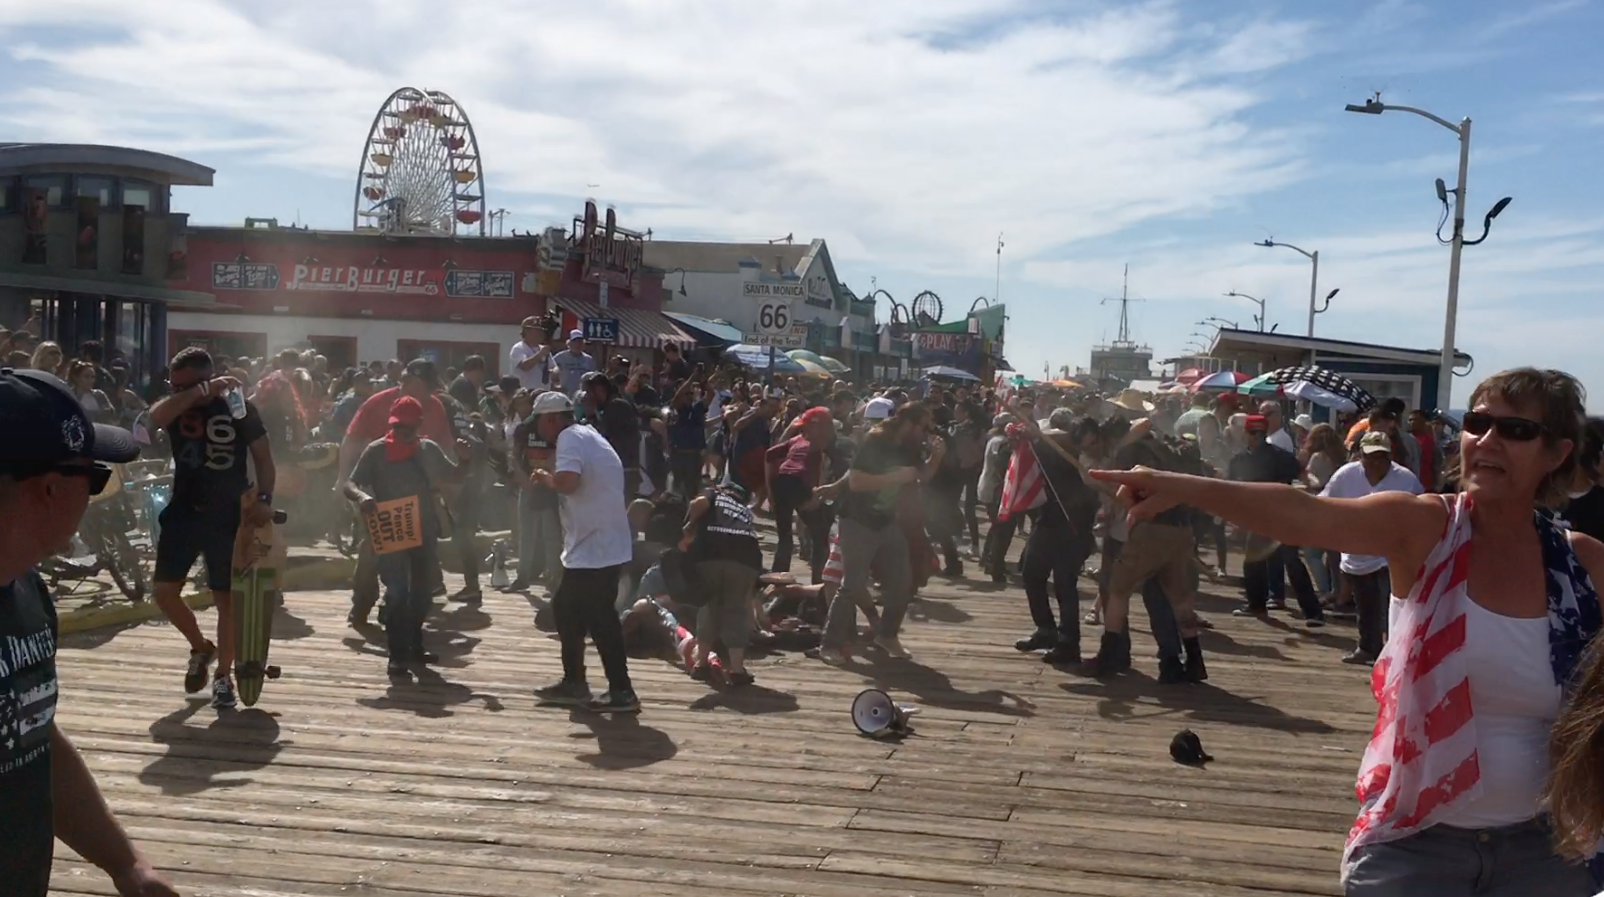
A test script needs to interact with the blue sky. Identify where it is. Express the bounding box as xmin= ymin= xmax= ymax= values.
xmin=4 ymin=0 xmax=1602 ymax=407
